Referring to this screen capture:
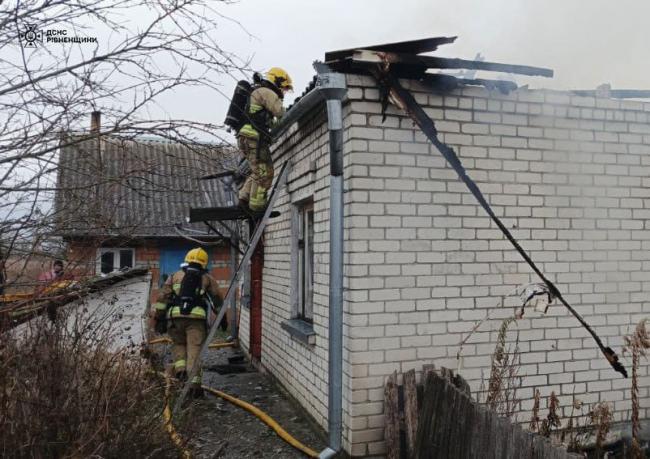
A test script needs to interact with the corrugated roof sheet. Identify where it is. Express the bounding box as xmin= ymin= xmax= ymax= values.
xmin=56 ymin=135 xmax=233 ymax=238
